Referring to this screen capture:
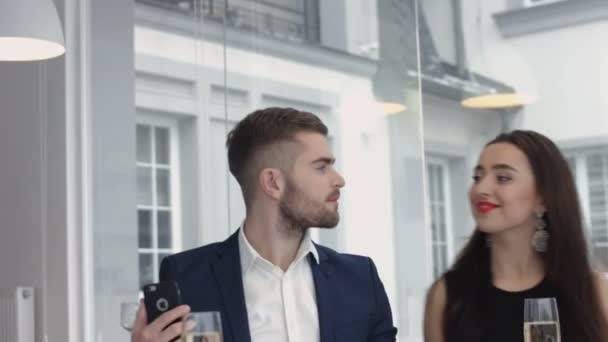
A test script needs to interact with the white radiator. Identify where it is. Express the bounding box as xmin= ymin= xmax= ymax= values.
xmin=0 ymin=287 xmax=34 ymax=342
